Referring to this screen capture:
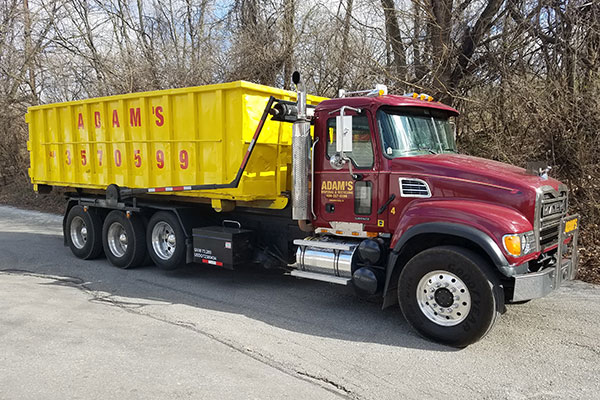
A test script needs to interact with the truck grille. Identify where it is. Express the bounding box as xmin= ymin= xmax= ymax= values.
xmin=538 ymin=189 xmax=567 ymax=249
